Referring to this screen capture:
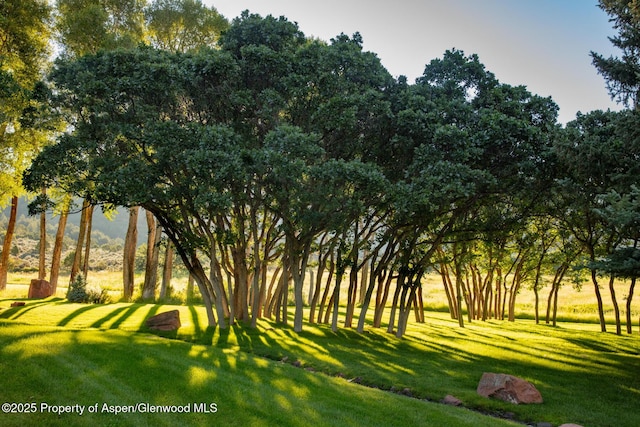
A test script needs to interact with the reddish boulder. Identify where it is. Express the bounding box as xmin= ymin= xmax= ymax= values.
xmin=441 ymin=395 xmax=463 ymax=406
xmin=477 ymin=372 xmax=543 ymax=404
xmin=28 ymin=279 xmax=52 ymax=299
xmin=10 ymin=302 xmax=26 ymax=307
xmin=146 ymin=310 xmax=181 ymax=331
